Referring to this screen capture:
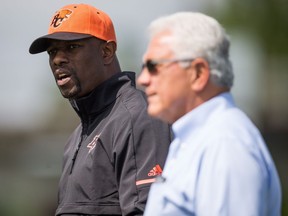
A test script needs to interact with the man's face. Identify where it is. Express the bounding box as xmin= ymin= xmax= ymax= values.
xmin=47 ymin=37 xmax=106 ymax=99
xmin=137 ymin=31 xmax=194 ymax=124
